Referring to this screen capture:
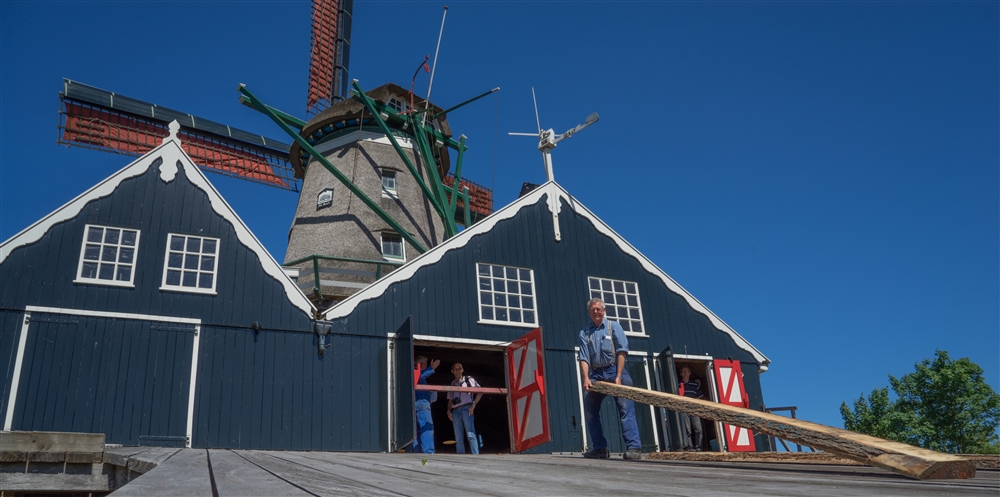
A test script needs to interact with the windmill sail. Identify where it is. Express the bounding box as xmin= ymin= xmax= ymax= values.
xmin=307 ymin=0 xmax=353 ymax=116
xmin=58 ymin=79 xmax=300 ymax=191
